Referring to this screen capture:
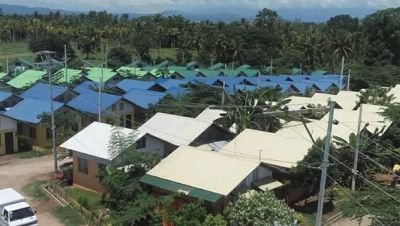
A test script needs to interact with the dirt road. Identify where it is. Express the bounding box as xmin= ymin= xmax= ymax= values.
xmin=0 ymin=154 xmax=63 ymax=226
